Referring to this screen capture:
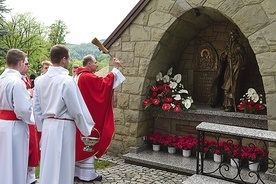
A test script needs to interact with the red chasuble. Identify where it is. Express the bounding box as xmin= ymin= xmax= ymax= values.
xmin=21 ymin=76 xmax=40 ymax=167
xmin=75 ymin=68 xmax=115 ymax=161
